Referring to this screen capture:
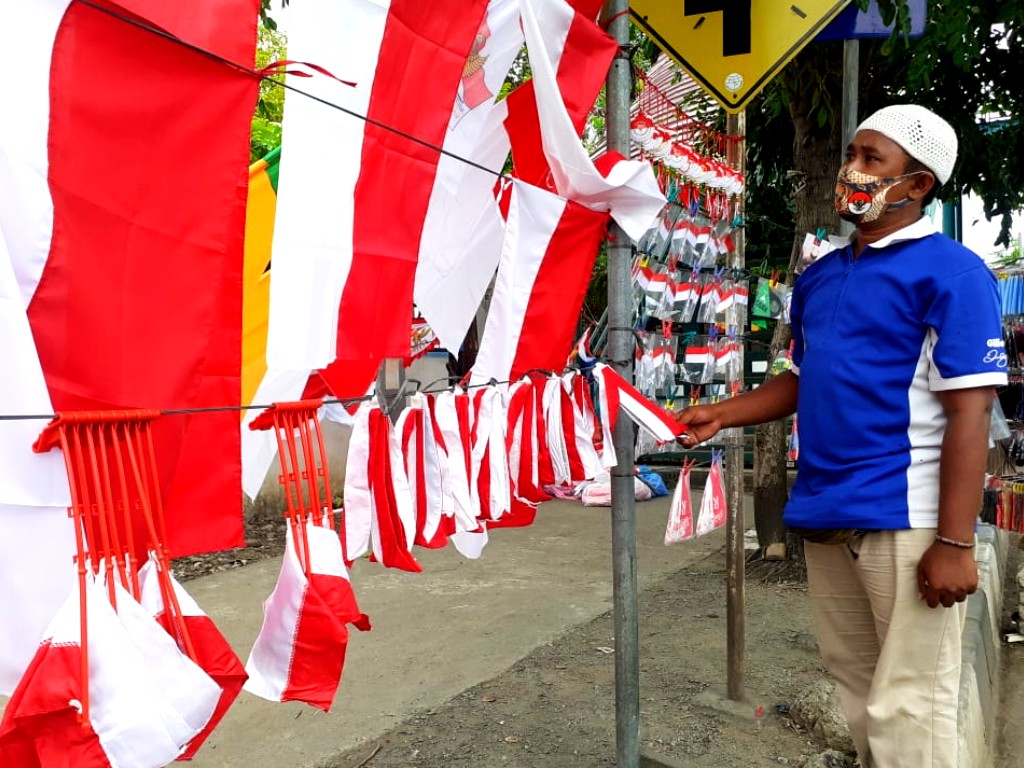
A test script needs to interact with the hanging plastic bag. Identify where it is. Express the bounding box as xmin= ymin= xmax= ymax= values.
xmin=752 ymin=276 xmax=774 ymax=318
xmin=664 ymin=459 xmax=696 ymax=545
xmin=714 ymin=276 xmax=735 ymax=323
xmin=644 ymin=264 xmax=668 ymax=316
xmin=677 ymin=269 xmax=702 ymax=323
xmin=696 ymin=450 xmax=727 ymax=536
xmin=681 ymin=335 xmax=714 ymax=385
xmin=696 ymin=270 xmax=723 ymax=323
xmin=634 ymin=332 xmax=658 ymax=397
